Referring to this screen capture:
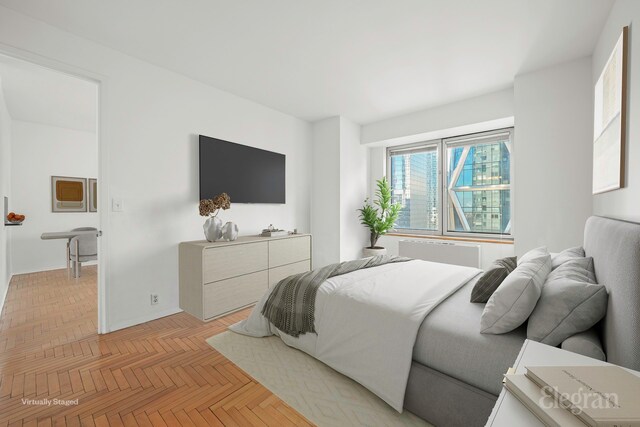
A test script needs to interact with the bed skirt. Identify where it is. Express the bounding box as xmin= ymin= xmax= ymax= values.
xmin=404 ymin=362 xmax=497 ymax=427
